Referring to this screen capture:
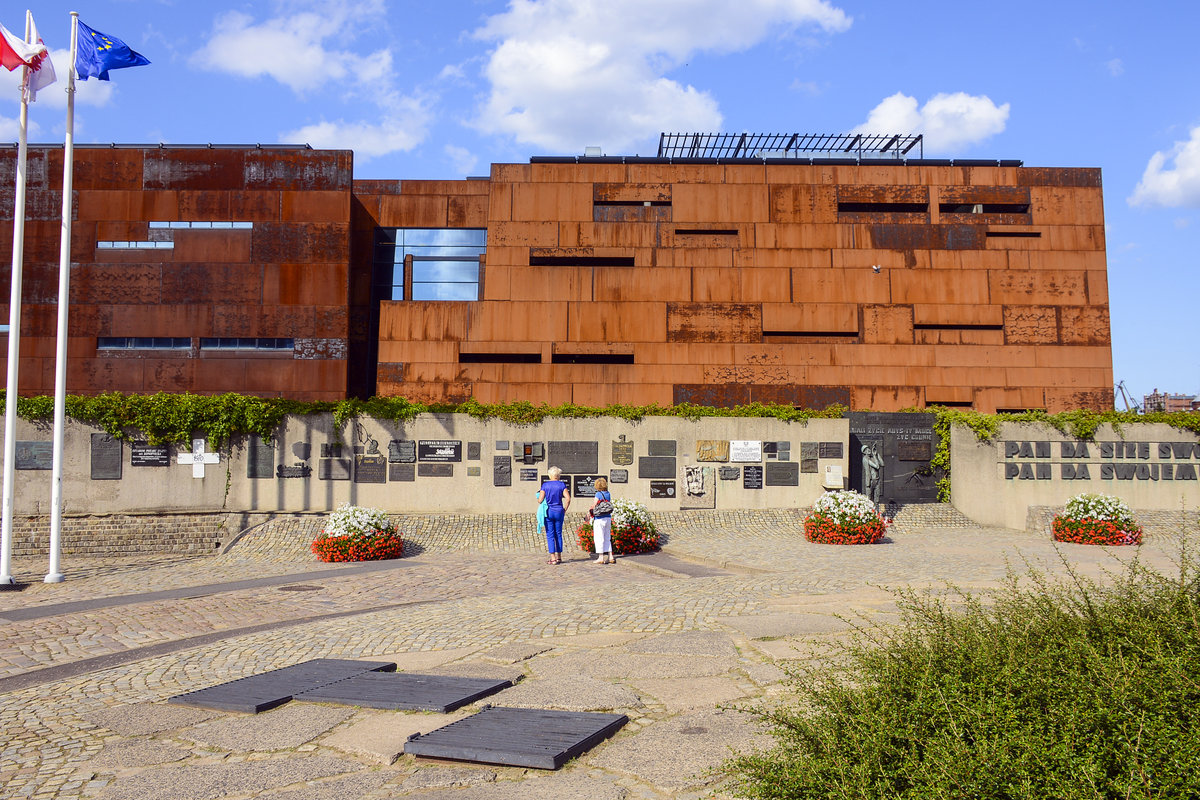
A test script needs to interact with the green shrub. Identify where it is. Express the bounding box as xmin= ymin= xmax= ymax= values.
xmin=725 ymin=544 xmax=1200 ymax=799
